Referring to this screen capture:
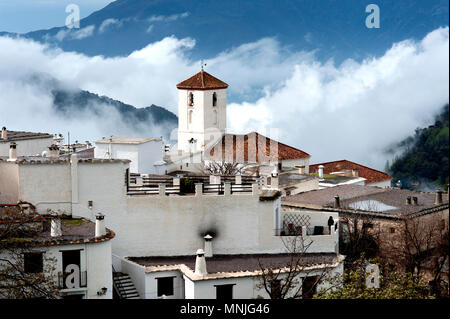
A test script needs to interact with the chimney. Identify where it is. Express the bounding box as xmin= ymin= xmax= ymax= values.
xmin=50 ymin=214 xmax=62 ymax=237
xmin=204 ymin=234 xmax=213 ymax=257
xmin=334 ymin=195 xmax=340 ymax=208
xmin=48 ymin=144 xmax=59 ymax=158
xmin=352 ymin=168 xmax=359 ymax=177
xmin=8 ymin=142 xmax=17 ymax=161
xmin=412 ymin=196 xmax=418 ymax=206
xmin=1 ymin=127 xmax=7 ymax=140
xmin=435 ymin=190 xmax=443 ymax=205
xmin=318 ymin=165 xmax=324 ymax=179
xmin=194 ymin=249 xmax=207 ymax=276
xmin=95 ymin=213 xmax=106 ymax=237
xmin=406 ymin=196 xmax=412 ymax=205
